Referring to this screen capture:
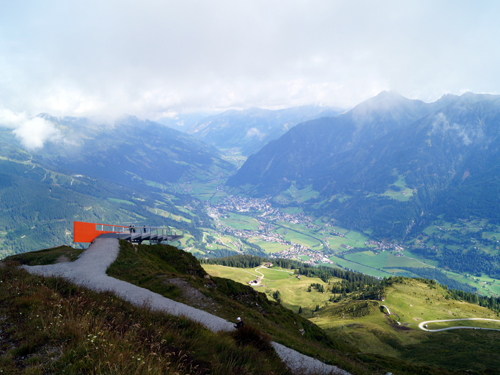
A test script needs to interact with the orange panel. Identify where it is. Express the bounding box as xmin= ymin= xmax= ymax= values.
xmin=73 ymin=221 xmax=128 ymax=243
